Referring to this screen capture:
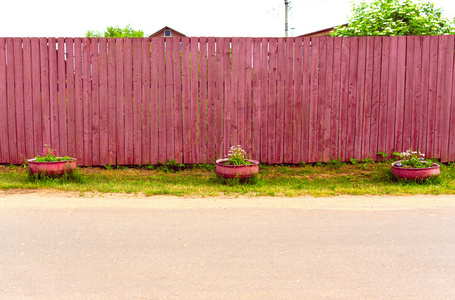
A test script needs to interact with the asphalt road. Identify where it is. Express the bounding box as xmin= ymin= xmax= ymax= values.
xmin=1 ymin=191 xmax=455 ymax=299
